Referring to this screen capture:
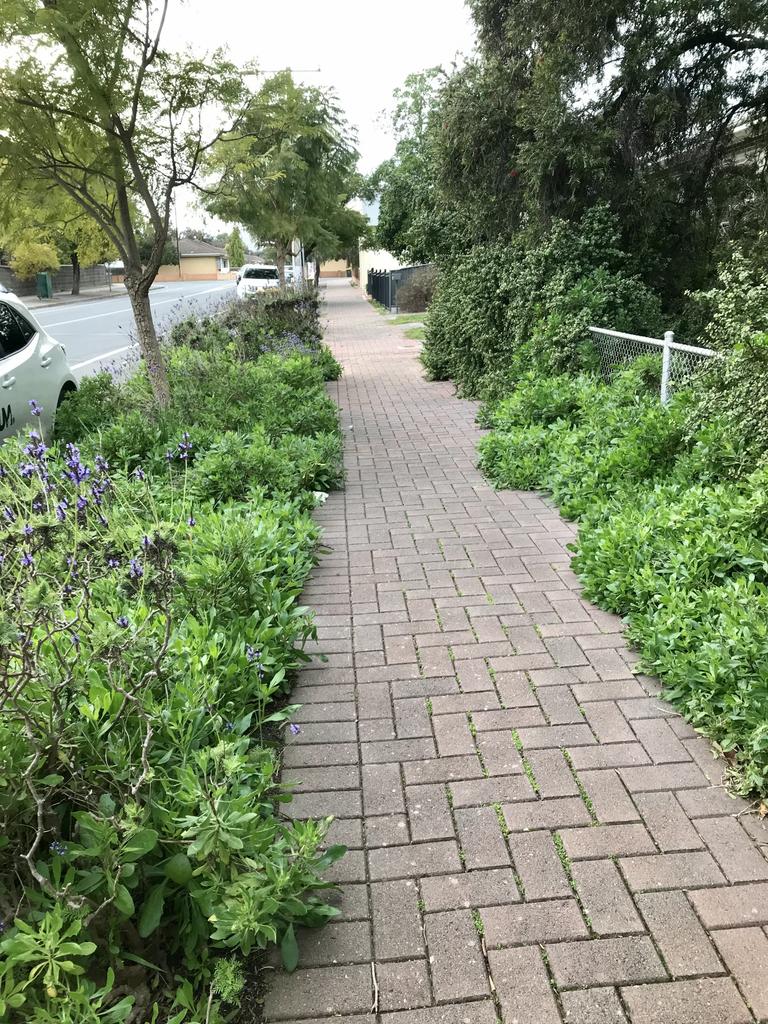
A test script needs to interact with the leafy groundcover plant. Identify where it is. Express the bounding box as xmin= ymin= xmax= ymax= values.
xmin=479 ymin=358 xmax=768 ymax=797
xmin=0 ymin=290 xmax=345 ymax=1023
